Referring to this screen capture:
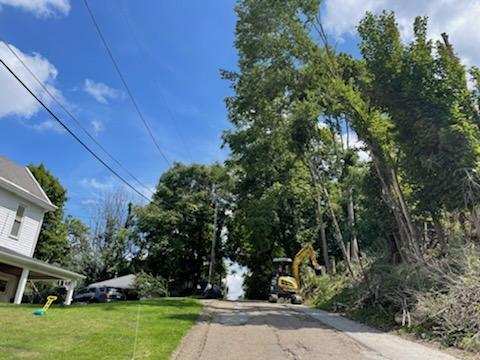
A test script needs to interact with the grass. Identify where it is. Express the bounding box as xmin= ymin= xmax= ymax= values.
xmin=0 ymin=298 xmax=202 ymax=360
